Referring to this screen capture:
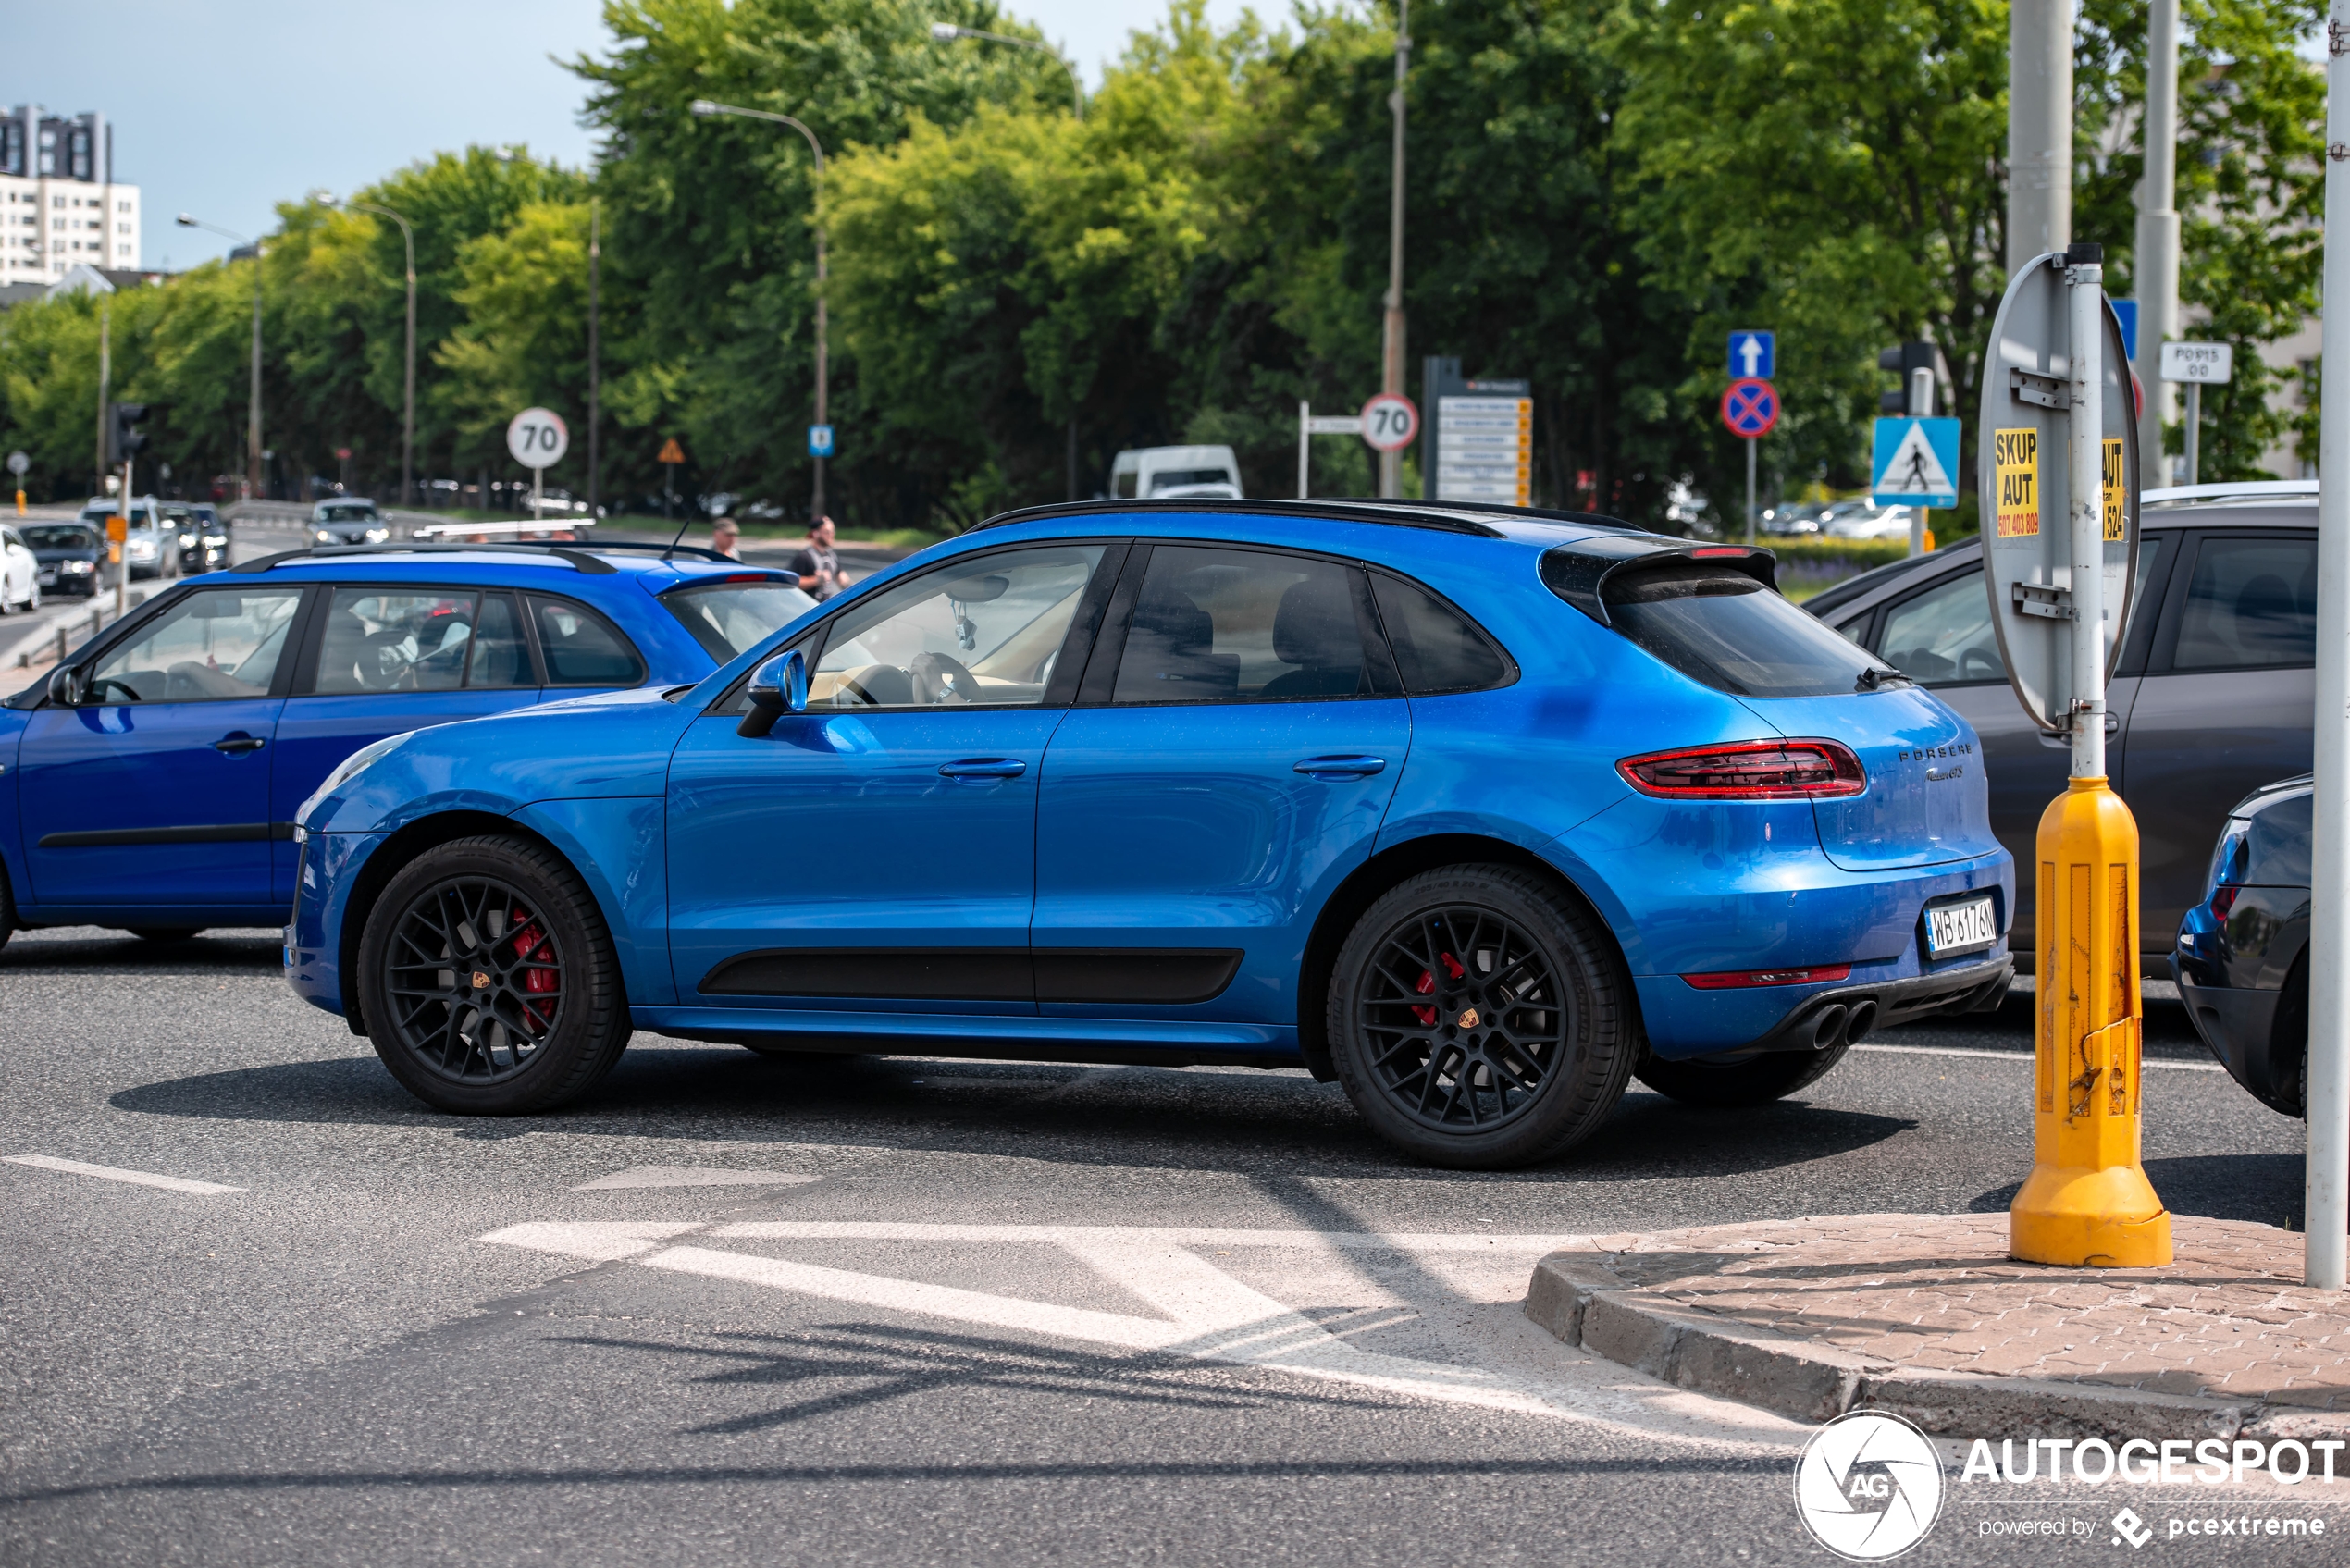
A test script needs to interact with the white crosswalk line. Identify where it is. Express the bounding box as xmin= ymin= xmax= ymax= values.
xmin=3 ymin=1154 xmax=242 ymax=1195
